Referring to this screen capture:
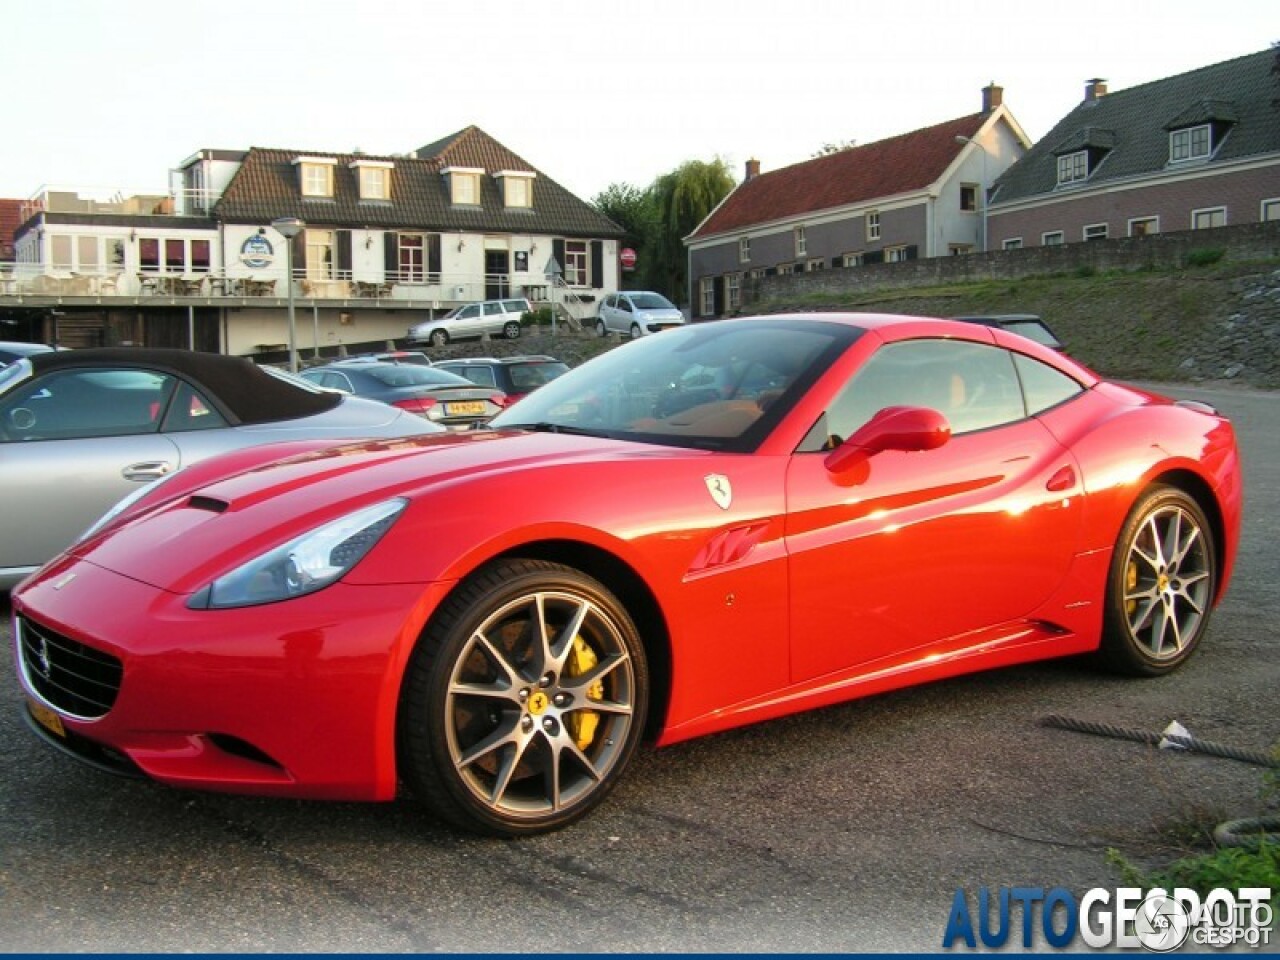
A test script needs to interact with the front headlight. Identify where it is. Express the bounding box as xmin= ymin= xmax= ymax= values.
xmin=187 ymin=498 xmax=408 ymax=609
